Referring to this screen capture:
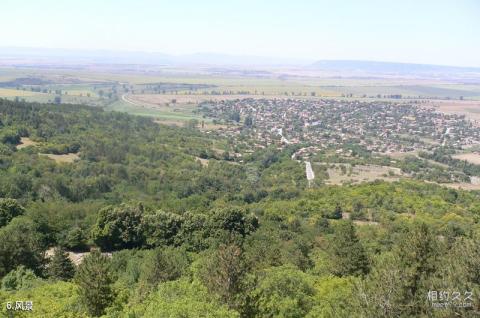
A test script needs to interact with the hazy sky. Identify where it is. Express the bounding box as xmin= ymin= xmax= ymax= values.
xmin=1 ymin=0 xmax=479 ymax=66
